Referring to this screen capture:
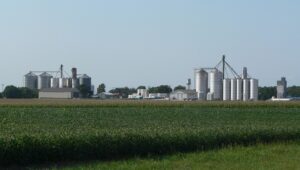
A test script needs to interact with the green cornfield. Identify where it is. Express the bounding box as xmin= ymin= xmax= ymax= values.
xmin=0 ymin=99 xmax=300 ymax=166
